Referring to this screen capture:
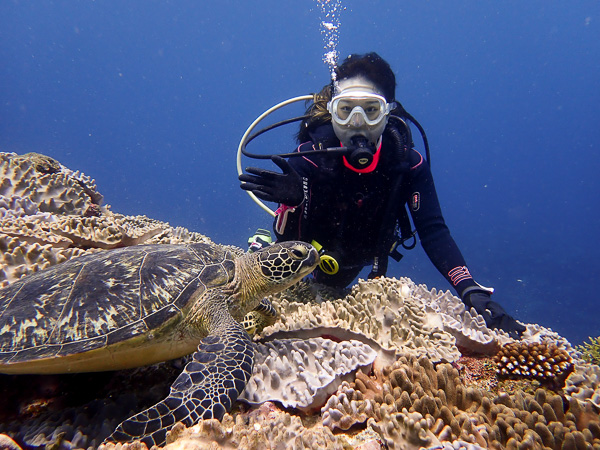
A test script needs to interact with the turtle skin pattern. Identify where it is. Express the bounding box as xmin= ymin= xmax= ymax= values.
xmin=109 ymin=304 xmax=253 ymax=447
xmin=0 ymin=240 xmax=318 ymax=446
xmin=241 ymin=297 xmax=277 ymax=335
xmin=105 ymin=241 xmax=318 ymax=446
